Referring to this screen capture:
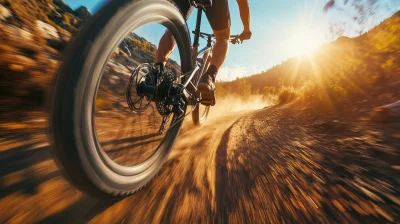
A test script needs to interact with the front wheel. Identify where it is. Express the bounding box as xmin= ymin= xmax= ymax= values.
xmin=49 ymin=0 xmax=192 ymax=199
